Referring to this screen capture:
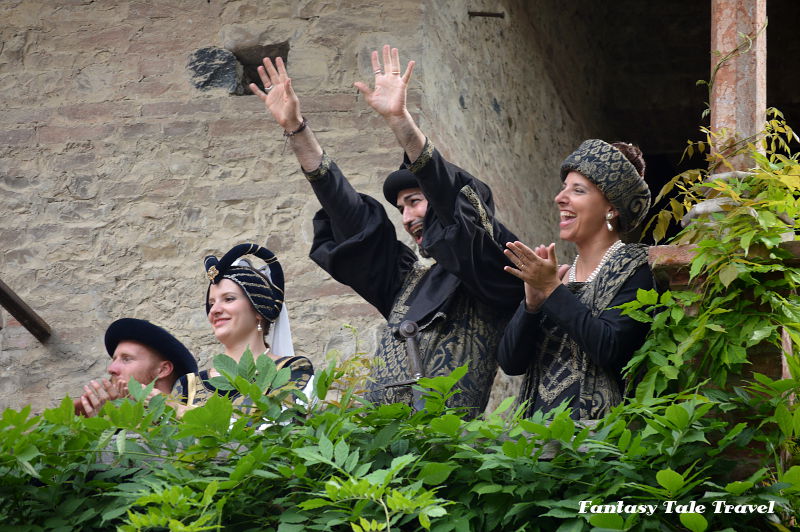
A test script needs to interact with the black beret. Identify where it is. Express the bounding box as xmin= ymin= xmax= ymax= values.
xmin=383 ymin=168 xmax=420 ymax=205
xmin=104 ymin=318 xmax=198 ymax=378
